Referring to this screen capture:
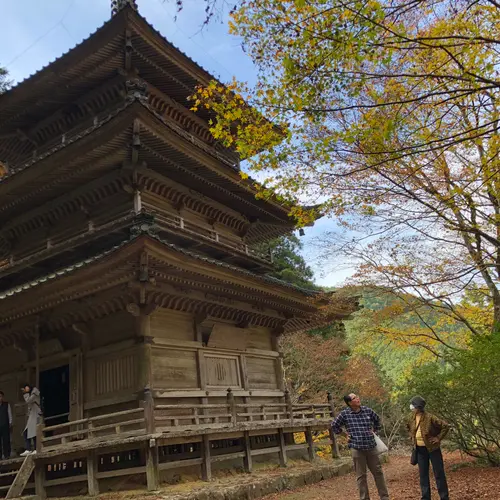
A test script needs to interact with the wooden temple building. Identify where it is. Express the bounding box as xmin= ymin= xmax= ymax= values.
xmin=0 ymin=1 xmax=356 ymax=497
